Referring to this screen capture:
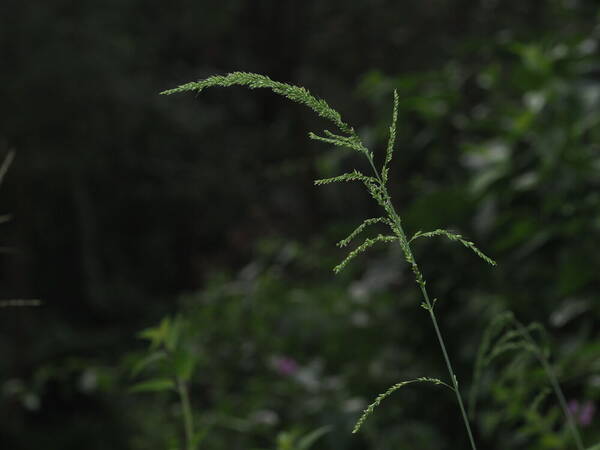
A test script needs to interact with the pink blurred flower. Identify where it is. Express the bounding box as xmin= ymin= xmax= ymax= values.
xmin=272 ymin=356 xmax=299 ymax=376
xmin=568 ymin=399 xmax=596 ymax=427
